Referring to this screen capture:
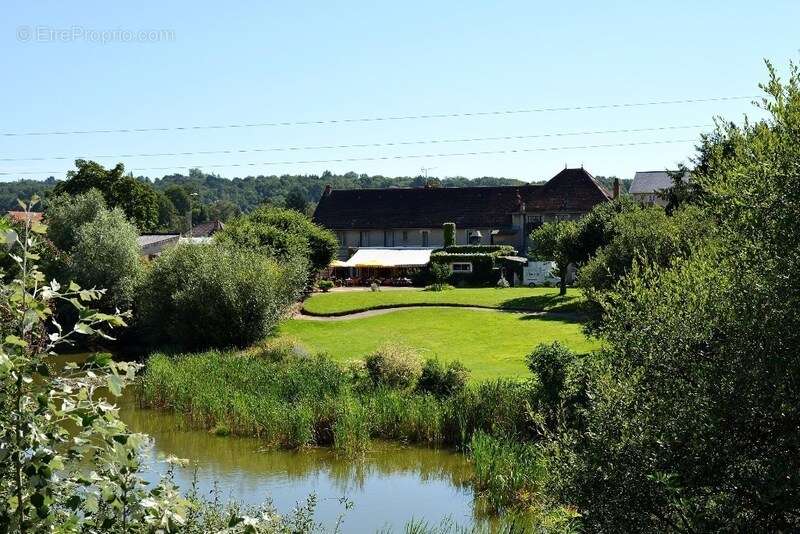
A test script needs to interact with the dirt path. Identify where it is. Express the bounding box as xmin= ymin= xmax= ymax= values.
xmin=293 ymin=305 xmax=554 ymax=321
